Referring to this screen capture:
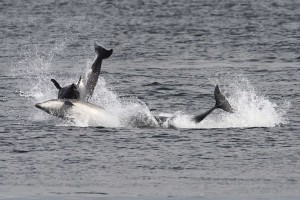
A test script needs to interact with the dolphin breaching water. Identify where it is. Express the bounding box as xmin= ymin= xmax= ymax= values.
xmin=50 ymin=43 xmax=113 ymax=100
xmin=35 ymin=42 xmax=234 ymax=128
xmin=35 ymin=42 xmax=119 ymax=127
